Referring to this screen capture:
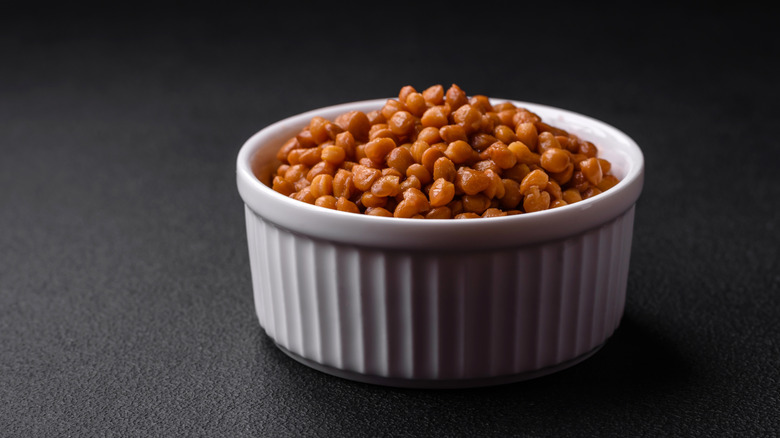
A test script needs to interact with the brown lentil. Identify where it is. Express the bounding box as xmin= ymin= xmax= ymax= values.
xmin=422 ymin=84 xmax=444 ymax=105
xmin=519 ymin=169 xmax=549 ymax=196
xmin=352 ymin=164 xmax=381 ymax=191
xmin=315 ymin=195 xmax=337 ymax=209
xmin=580 ymin=157 xmax=603 ymax=186
xmin=540 ymin=147 xmax=570 ymax=174
xmin=432 ymin=156 xmax=457 ymax=182
xmin=482 ymin=208 xmax=507 ymax=218
xmin=420 ymin=147 xmax=445 ymax=174
xmin=321 ymin=145 xmax=346 ymax=165
xmin=523 ymin=187 xmax=551 ymax=212
xmin=445 ymin=140 xmax=475 ymax=164
xmin=425 ymin=206 xmax=452 ymax=219
xmin=429 ymin=178 xmax=456 ymax=208
xmin=371 ymin=175 xmax=401 ymax=198
xmin=562 ymin=188 xmax=583 ymax=204
xmin=310 ymin=174 xmax=334 ymax=198
xmin=455 ymin=167 xmax=491 ymax=196
xmin=336 ymin=196 xmax=360 ymax=213
xmin=417 ymin=126 xmax=441 ymax=145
